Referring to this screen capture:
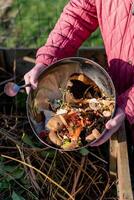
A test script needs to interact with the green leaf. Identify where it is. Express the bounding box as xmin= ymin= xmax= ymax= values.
xmin=40 ymin=149 xmax=55 ymax=158
xmin=22 ymin=132 xmax=35 ymax=147
xmin=0 ymin=180 xmax=10 ymax=191
xmin=11 ymin=168 xmax=24 ymax=180
xmin=12 ymin=191 xmax=25 ymax=200
xmin=79 ymin=147 xmax=89 ymax=156
xmin=0 ymin=160 xmax=5 ymax=175
xmin=4 ymin=165 xmax=17 ymax=173
xmin=1 ymin=165 xmax=25 ymax=181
